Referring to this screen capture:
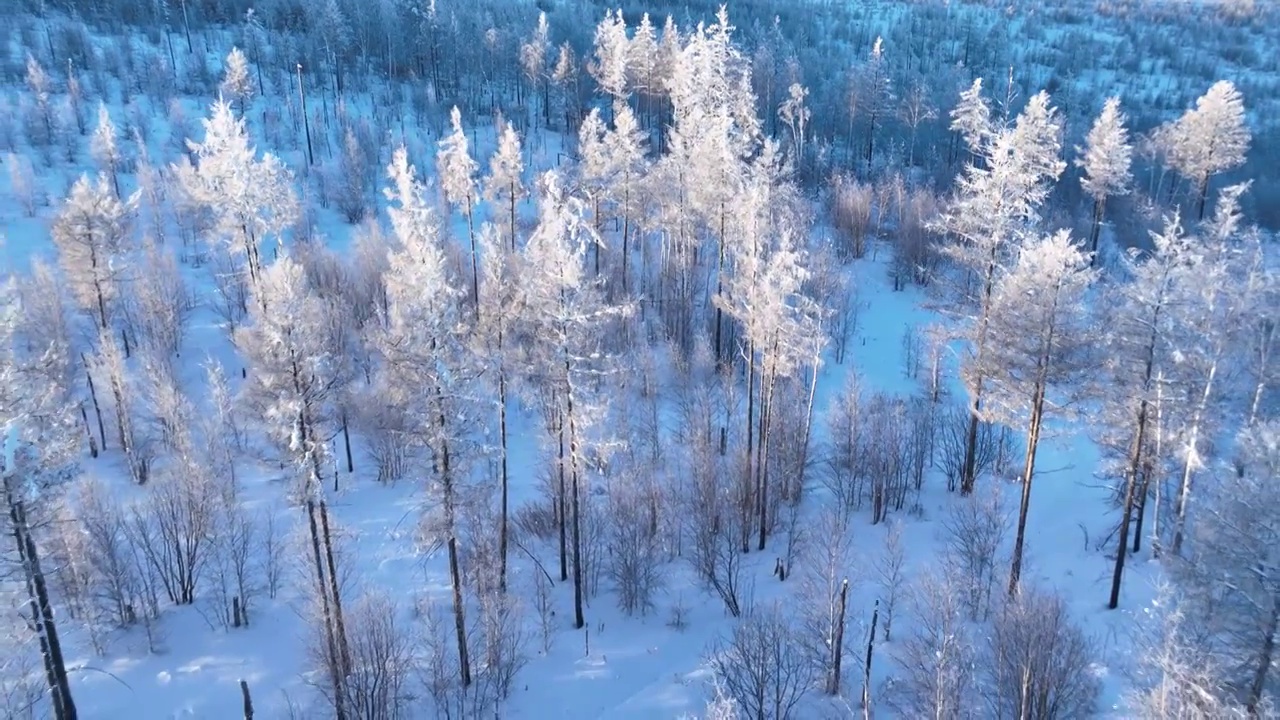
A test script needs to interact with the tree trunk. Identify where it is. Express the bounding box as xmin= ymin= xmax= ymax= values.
xmin=6 ymin=480 xmax=78 ymax=720
xmin=830 ymin=578 xmax=849 ymax=695
xmin=435 ymin=391 xmax=472 ymax=687
xmin=305 ymin=500 xmax=347 ymax=720
xmin=83 ymin=361 xmax=107 ymax=450
xmin=862 ymin=599 xmax=879 ymax=714
xmin=240 ymin=679 xmax=254 ymax=720
xmin=1108 ymin=399 xmax=1147 ymax=609
xmin=565 ymin=359 xmax=585 ymax=631
xmin=1246 ymin=597 xmax=1280 ymax=715
xmin=465 ymin=197 xmax=480 ymax=322
xmin=341 ymin=411 xmax=353 ymax=473
xmin=318 ymin=501 xmax=350 ymax=677
xmin=498 ymin=359 xmax=509 ymax=594
xmin=1009 ymin=380 xmax=1046 ymax=596
xmin=1088 ymin=196 xmax=1105 ymax=265
xmin=557 ymin=407 xmax=568 ymax=582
